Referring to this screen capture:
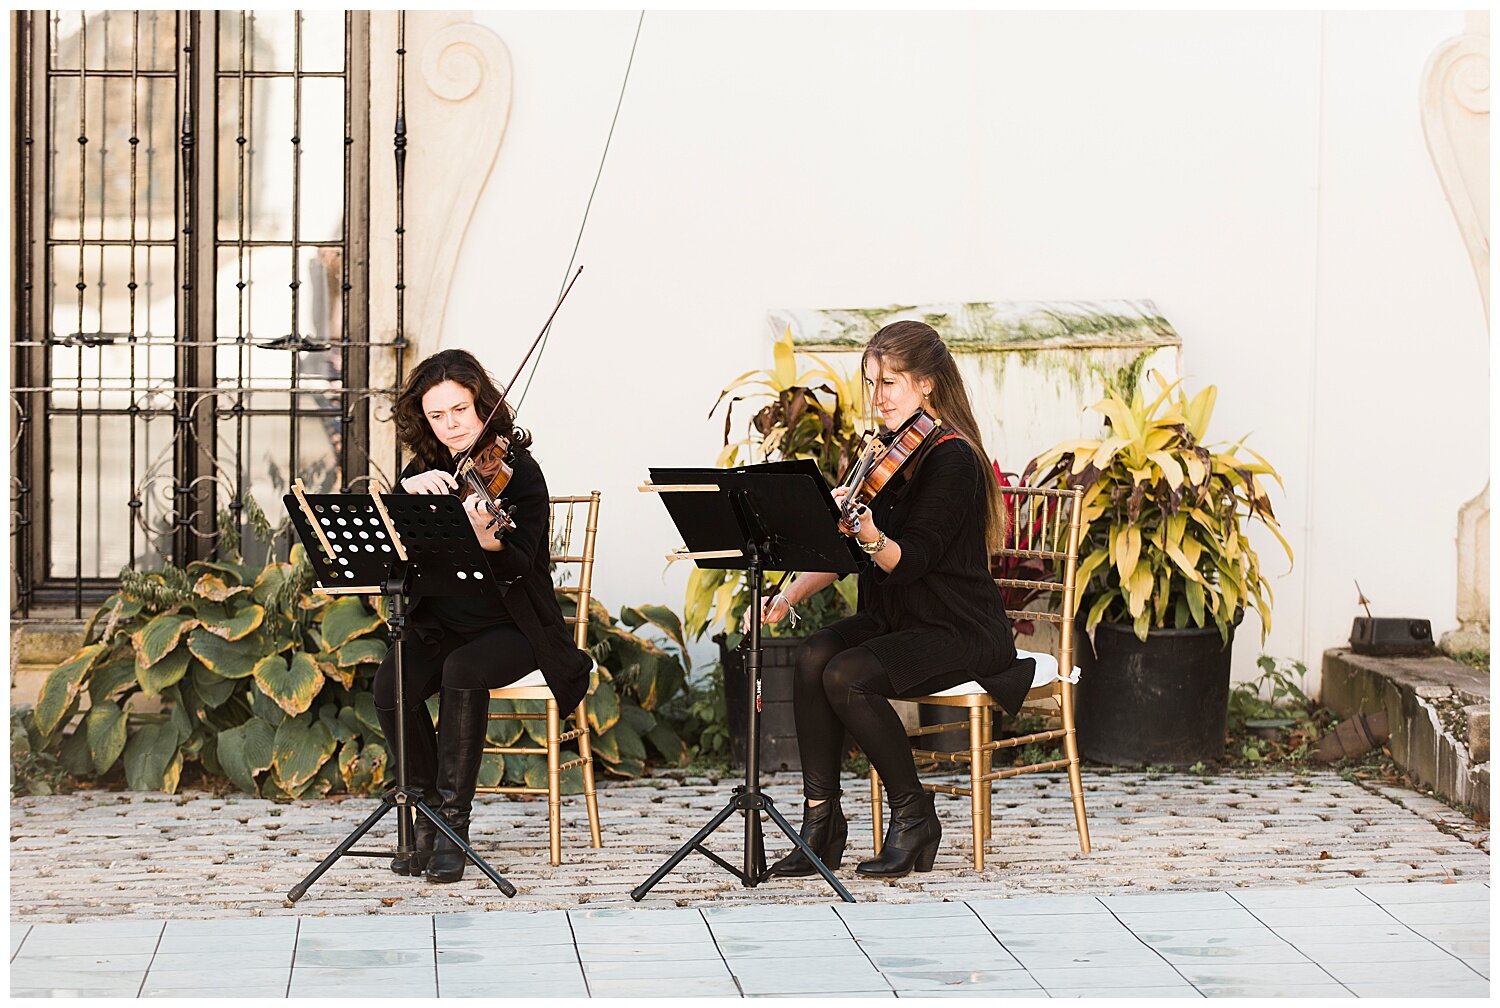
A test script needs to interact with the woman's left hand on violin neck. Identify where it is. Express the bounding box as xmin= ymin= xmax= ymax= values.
xmin=462 ymin=493 xmax=506 ymax=552
xmin=832 ymin=487 xmax=902 ymax=573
